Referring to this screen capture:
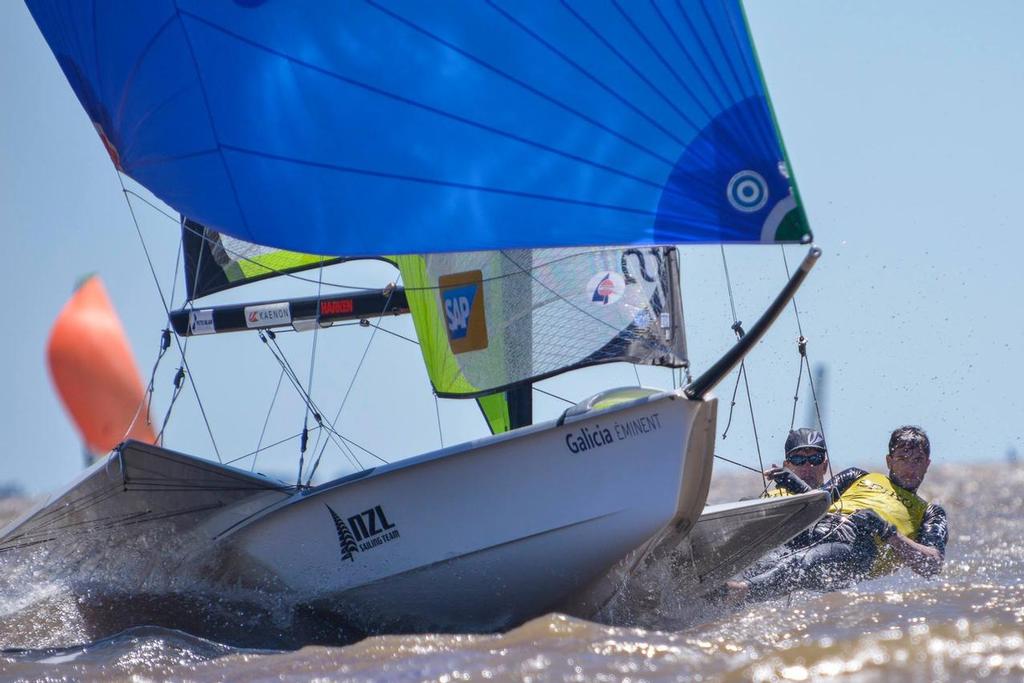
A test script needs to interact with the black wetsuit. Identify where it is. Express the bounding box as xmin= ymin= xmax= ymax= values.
xmin=742 ymin=468 xmax=949 ymax=601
